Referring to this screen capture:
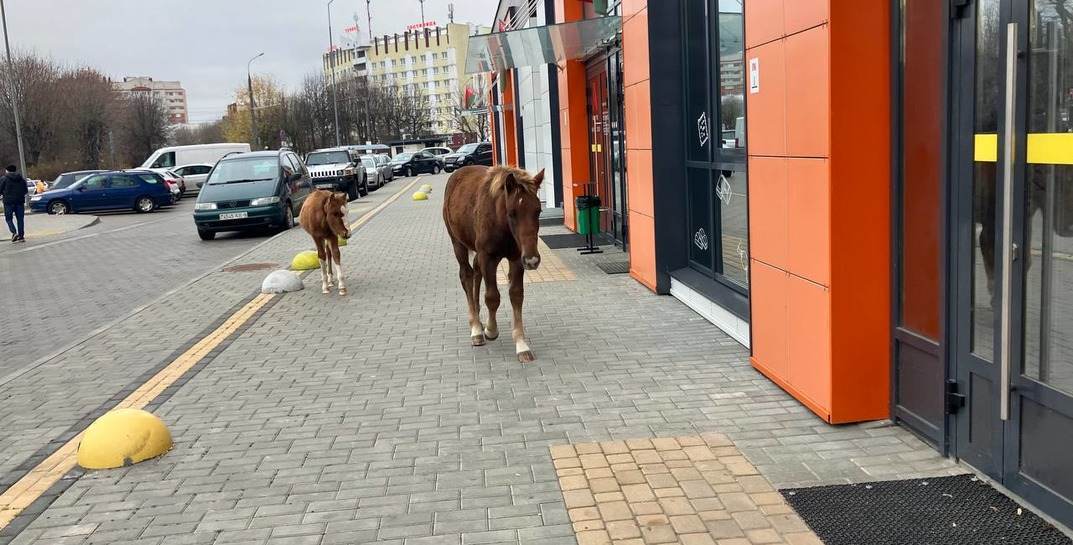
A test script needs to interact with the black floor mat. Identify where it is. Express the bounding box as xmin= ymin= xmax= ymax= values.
xmin=597 ymin=261 xmax=630 ymax=274
xmin=783 ymin=475 xmax=1071 ymax=545
xmin=540 ymin=233 xmax=611 ymax=249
